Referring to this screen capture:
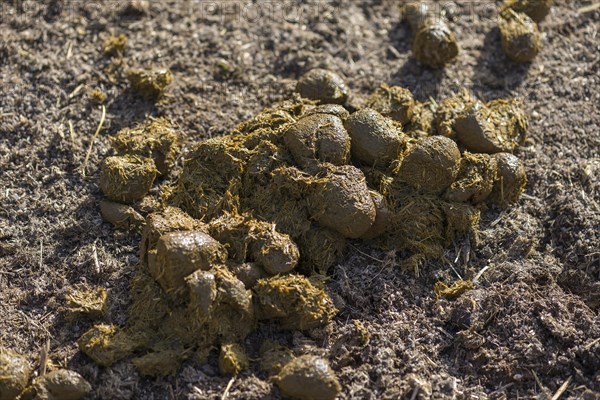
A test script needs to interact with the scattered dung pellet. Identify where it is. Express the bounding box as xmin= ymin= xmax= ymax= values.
xmin=0 ymin=347 xmax=30 ymax=400
xmin=103 ymin=34 xmax=127 ymax=57
xmin=308 ymin=164 xmax=376 ymax=239
xmin=395 ymin=136 xmax=461 ymax=194
xmin=253 ymin=274 xmax=337 ymax=330
xmin=489 ymin=153 xmax=527 ymax=207
xmin=99 ymin=155 xmax=158 ymax=204
xmin=100 ymin=199 xmax=145 ymax=230
xmin=434 ymin=89 xmax=476 ymax=139
xmin=502 ymin=0 xmax=553 ymax=22
xmin=361 ymin=190 xmax=392 ymax=240
xmin=66 ymin=287 xmax=107 ymax=318
xmin=445 ymin=152 xmax=498 ymax=203
xmin=454 ymin=100 xmax=527 ymax=153
xmin=77 ymin=324 xmax=139 ymax=367
xmin=111 ymin=117 xmax=179 ymax=175
xmin=296 ymin=69 xmax=350 ymax=105
xmin=404 ymin=3 xmax=459 ymax=68
xmin=26 ymin=370 xmax=91 ymax=400
xmin=345 ymin=108 xmax=405 ymax=168
xmin=218 ymin=343 xmax=249 ymax=376
xmin=259 ymin=341 xmax=295 ymax=376
xmin=364 ymin=84 xmax=415 ymax=125
xmin=303 ymin=104 xmax=350 ymax=120
xmin=154 ymin=230 xmax=227 ymax=299
xmin=284 ymin=113 xmax=351 ymax=167
xmin=132 ymin=350 xmax=182 ymax=377
xmin=274 ymin=355 xmax=341 ymax=400
xmin=499 ymin=10 xmax=541 ymax=63
xmin=127 ymin=68 xmax=173 ymax=100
